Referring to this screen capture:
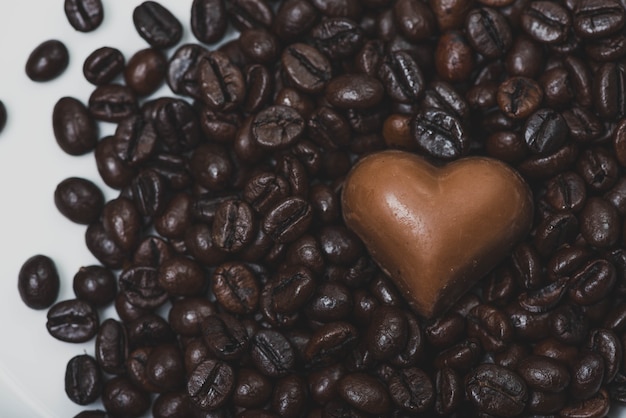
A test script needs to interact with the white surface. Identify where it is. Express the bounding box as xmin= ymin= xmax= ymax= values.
xmin=0 ymin=1 xmax=625 ymax=417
